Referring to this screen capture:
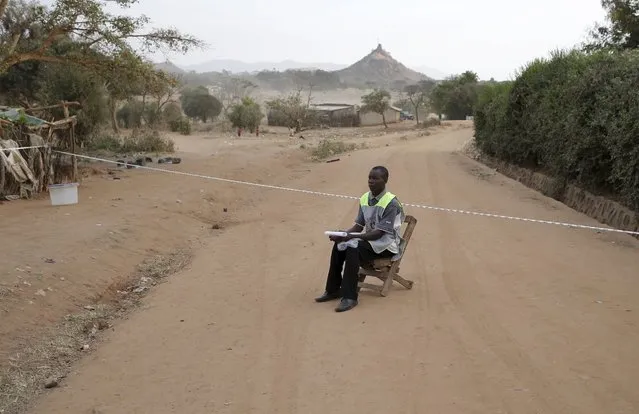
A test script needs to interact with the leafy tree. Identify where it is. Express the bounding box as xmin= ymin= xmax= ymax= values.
xmin=228 ymin=97 xmax=263 ymax=132
xmin=35 ymin=62 xmax=108 ymax=137
xmin=163 ymin=102 xmax=183 ymax=124
xmin=585 ymin=0 xmax=639 ymax=51
xmin=361 ymin=89 xmax=391 ymax=128
xmin=403 ymin=79 xmax=436 ymax=123
xmin=266 ymin=89 xmax=314 ymax=131
xmin=180 ymin=86 xmax=222 ymax=123
xmin=0 ymin=0 xmax=203 ymax=73
xmin=0 ymin=0 xmax=200 ymax=135
xmin=431 ymin=71 xmax=479 ymax=120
